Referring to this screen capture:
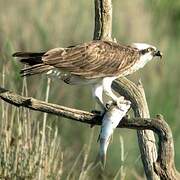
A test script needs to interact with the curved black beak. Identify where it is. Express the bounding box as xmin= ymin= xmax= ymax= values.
xmin=154 ymin=50 xmax=163 ymax=59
